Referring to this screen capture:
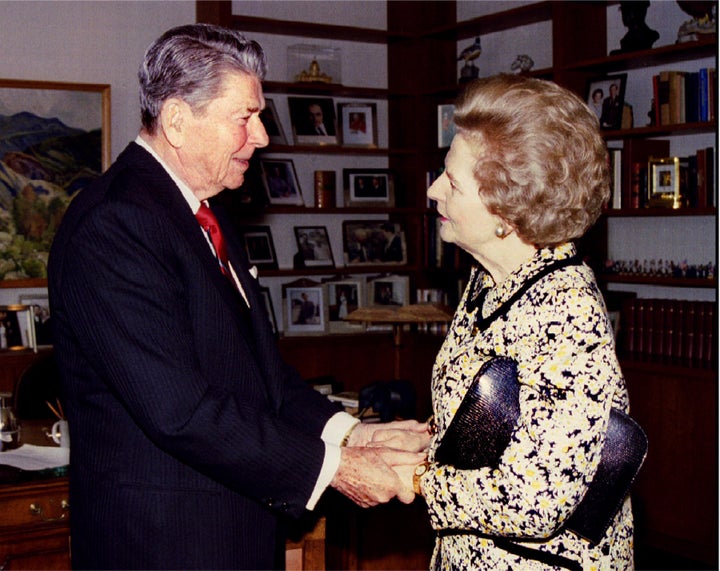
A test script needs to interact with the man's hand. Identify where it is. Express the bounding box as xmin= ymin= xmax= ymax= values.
xmin=330 ymin=446 xmax=423 ymax=508
xmin=349 ymin=420 xmax=431 ymax=453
